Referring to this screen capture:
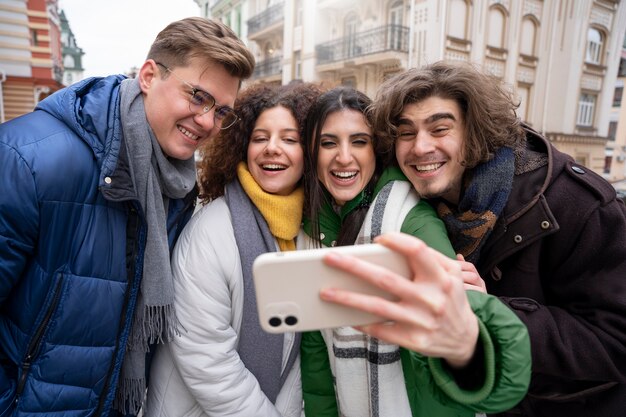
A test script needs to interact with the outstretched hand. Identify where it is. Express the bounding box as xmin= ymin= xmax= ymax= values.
xmin=320 ymin=232 xmax=479 ymax=368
